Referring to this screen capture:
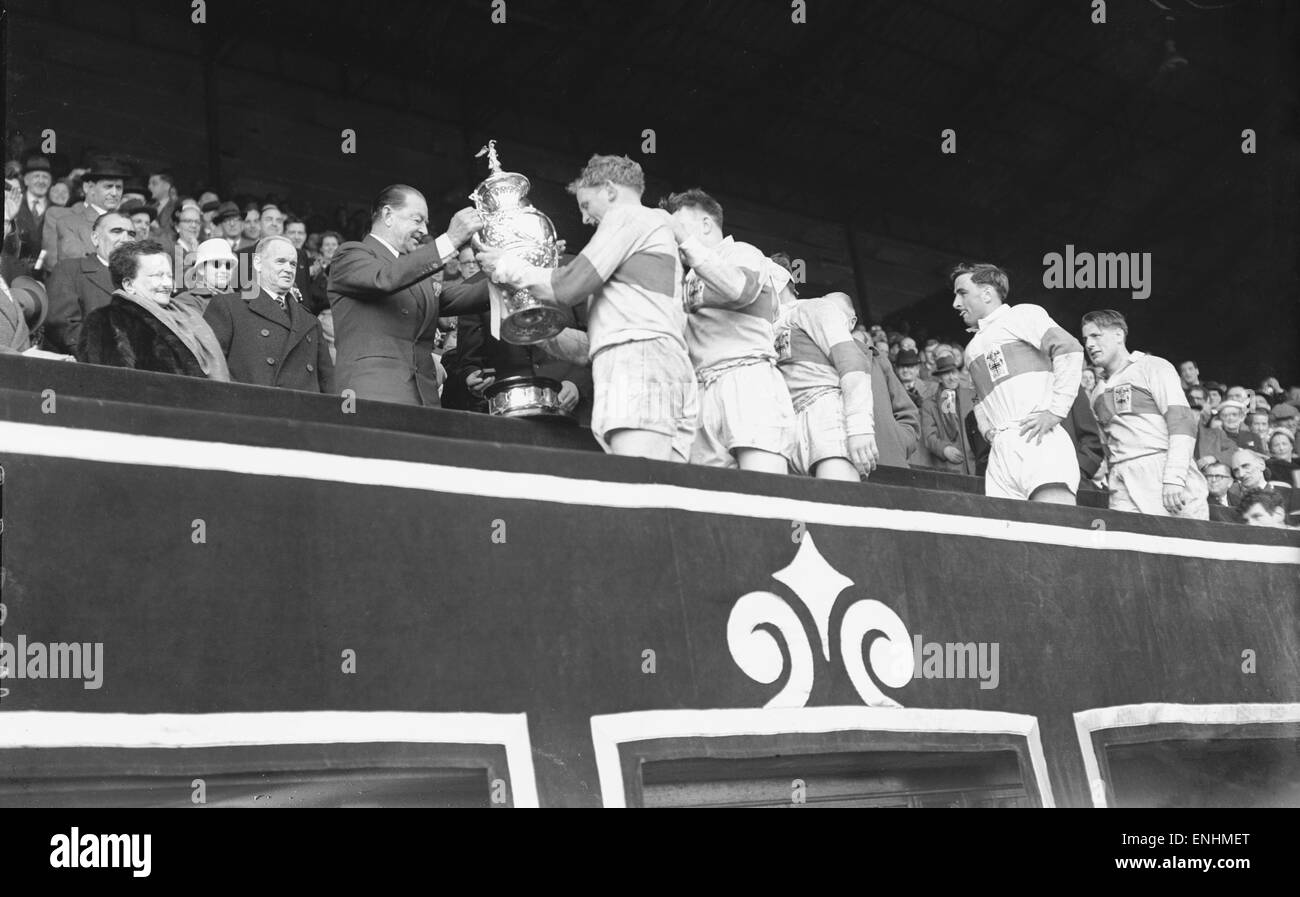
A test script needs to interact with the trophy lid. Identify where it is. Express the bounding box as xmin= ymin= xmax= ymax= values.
xmin=471 ymin=139 xmax=532 ymax=207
